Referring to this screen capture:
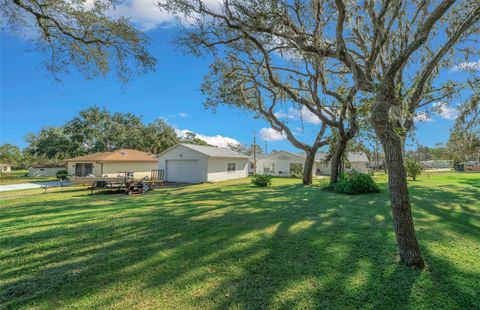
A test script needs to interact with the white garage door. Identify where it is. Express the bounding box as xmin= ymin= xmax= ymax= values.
xmin=166 ymin=160 xmax=202 ymax=183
